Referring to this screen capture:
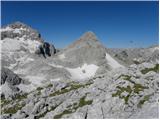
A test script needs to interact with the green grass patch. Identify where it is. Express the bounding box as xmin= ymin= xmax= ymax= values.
xmin=36 ymin=87 xmax=43 ymax=91
xmin=112 ymin=83 xmax=148 ymax=104
xmin=137 ymin=95 xmax=150 ymax=108
xmin=117 ymin=74 xmax=132 ymax=81
xmin=14 ymin=93 xmax=28 ymax=101
xmin=133 ymin=83 xmax=148 ymax=94
xmin=141 ymin=64 xmax=159 ymax=74
xmin=1 ymin=93 xmax=28 ymax=108
xmin=36 ymin=87 xmax=44 ymax=95
xmin=54 ymin=109 xmax=73 ymax=119
xmin=47 ymin=84 xmax=53 ymax=88
xmin=49 ymin=82 xmax=92 ymax=97
xmin=34 ymin=105 xmax=58 ymax=119
xmin=78 ymin=96 xmax=93 ymax=107
xmin=1 ymin=99 xmax=11 ymax=108
xmin=2 ymin=103 xmax=26 ymax=114
xmin=112 ymin=85 xmax=132 ymax=104
xmin=54 ymin=96 xmax=93 ymax=119
xmin=133 ymin=60 xmax=140 ymax=65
